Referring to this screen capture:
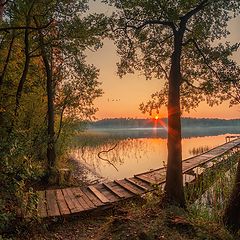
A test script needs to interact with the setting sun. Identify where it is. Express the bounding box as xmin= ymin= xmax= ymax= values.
xmin=155 ymin=115 xmax=159 ymax=120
